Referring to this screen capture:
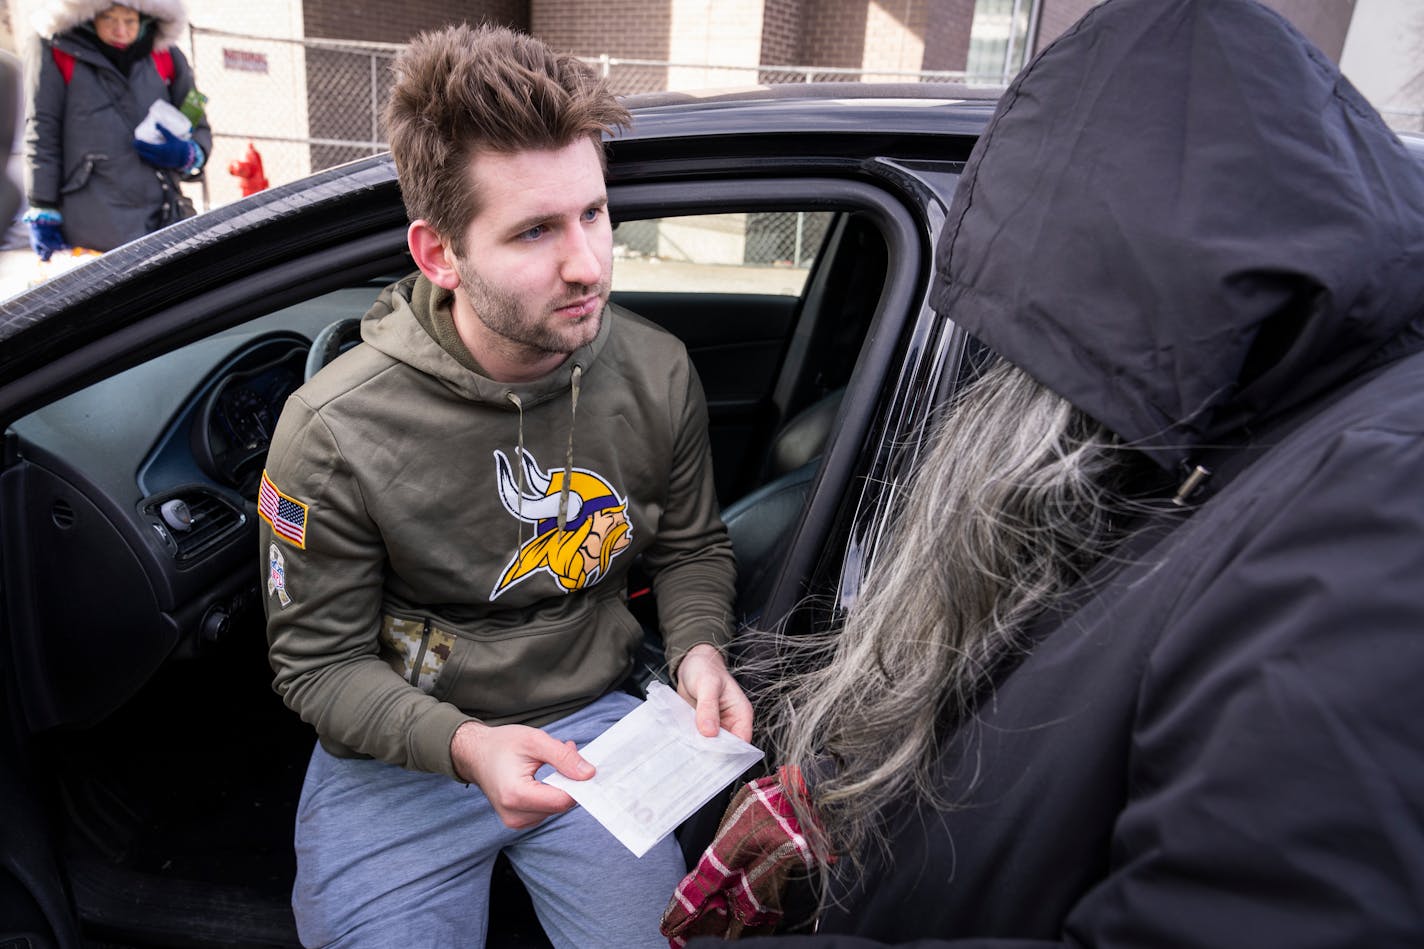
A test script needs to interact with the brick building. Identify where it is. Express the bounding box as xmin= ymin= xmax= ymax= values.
xmin=1 ymin=0 xmax=1361 ymax=69
xmin=298 ymin=0 xmax=1354 ymax=75
xmin=297 ymin=0 xmax=1358 ymax=111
